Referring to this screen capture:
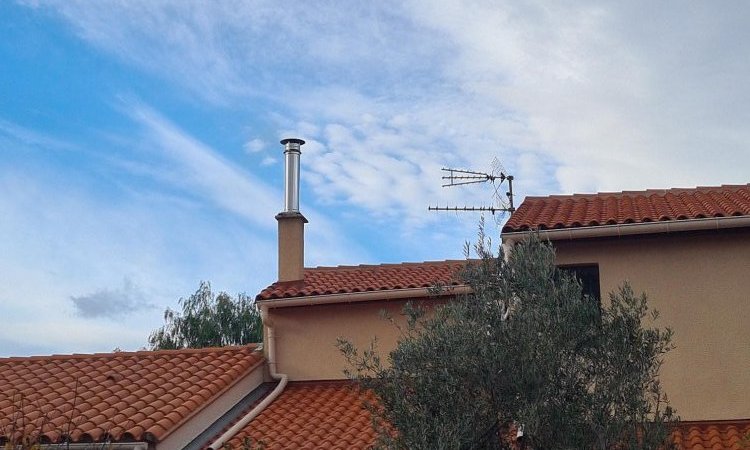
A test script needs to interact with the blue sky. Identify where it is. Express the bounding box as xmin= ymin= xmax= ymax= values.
xmin=2 ymin=1 xmax=750 ymax=356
